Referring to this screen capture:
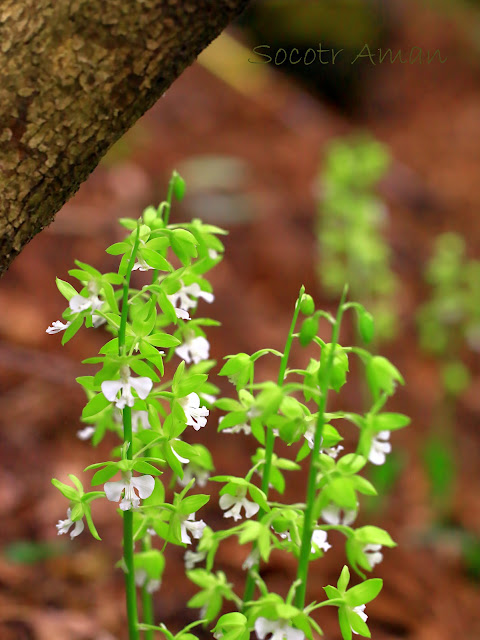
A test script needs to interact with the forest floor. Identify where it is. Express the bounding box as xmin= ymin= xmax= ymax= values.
xmin=0 ymin=2 xmax=479 ymax=639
